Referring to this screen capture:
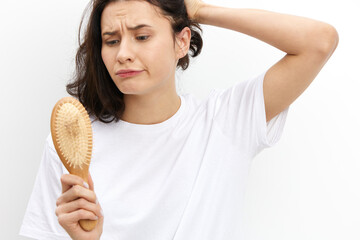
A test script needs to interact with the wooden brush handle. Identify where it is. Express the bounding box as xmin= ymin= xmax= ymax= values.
xmin=79 ymin=219 xmax=98 ymax=231
xmin=78 ymin=177 xmax=98 ymax=231
xmin=73 ymin=171 xmax=98 ymax=231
